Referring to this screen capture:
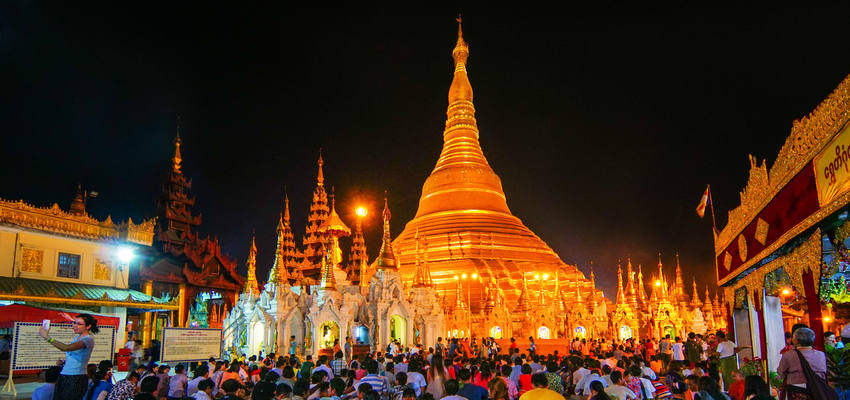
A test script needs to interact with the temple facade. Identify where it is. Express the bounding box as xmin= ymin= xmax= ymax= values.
xmin=222 ymin=180 xmax=444 ymax=358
